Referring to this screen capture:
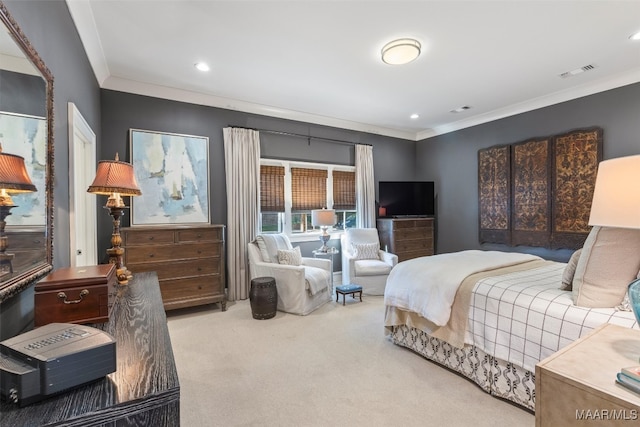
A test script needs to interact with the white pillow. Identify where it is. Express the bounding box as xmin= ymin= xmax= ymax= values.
xmin=352 ymin=242 xmax=380 ymax=260
xmin=560 ymin=248 xmax=581 ymax=291
xmin=572 ymin=226 xmax=640 ymax=308
xmin=278 ymin=246 xmax=302 ymax=266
